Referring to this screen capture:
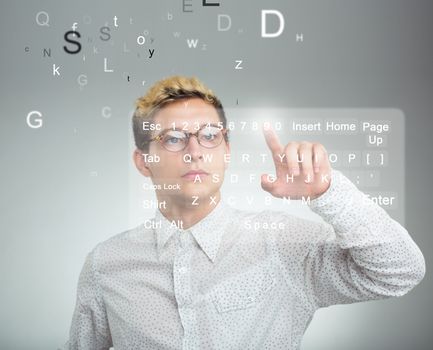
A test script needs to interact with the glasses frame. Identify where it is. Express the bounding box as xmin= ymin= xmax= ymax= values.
xmin=146 ymin=123 xmax=228 ymax=152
